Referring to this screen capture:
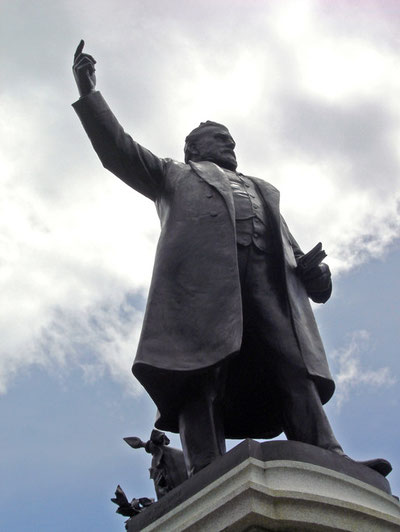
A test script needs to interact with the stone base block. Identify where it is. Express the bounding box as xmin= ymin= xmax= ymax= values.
xmin=127 ymin=440 xmax=400 ymax=531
